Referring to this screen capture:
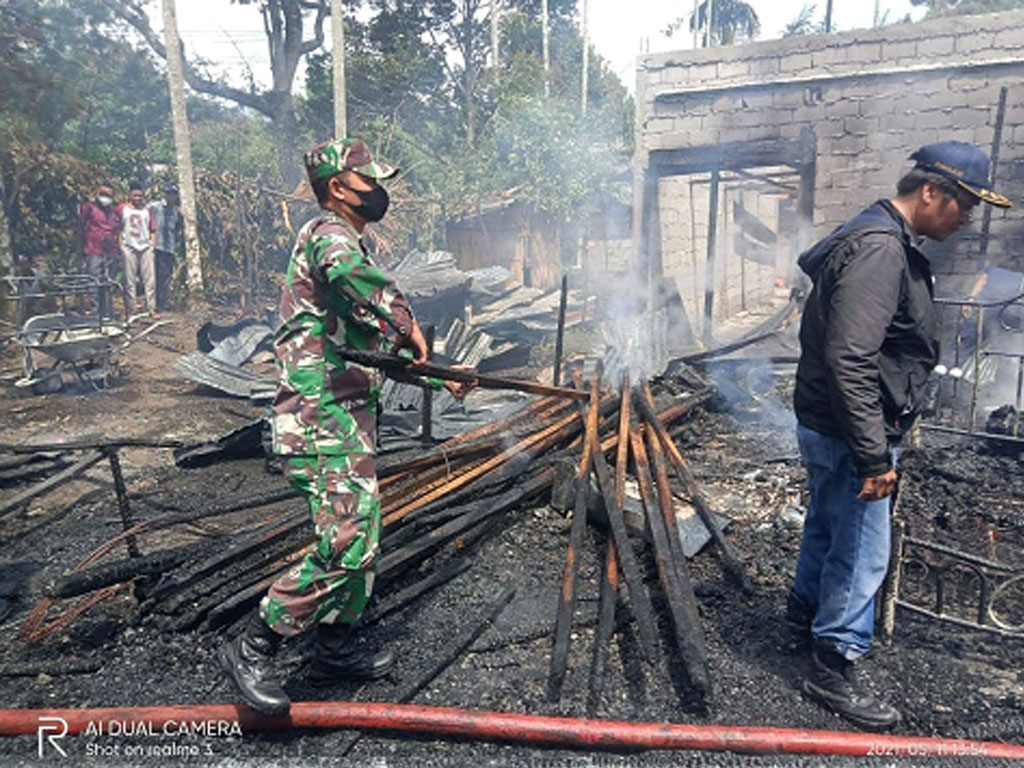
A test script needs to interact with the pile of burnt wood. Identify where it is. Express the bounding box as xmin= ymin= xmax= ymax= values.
xmin=21 ymin=363 xmax=751 ymax=708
